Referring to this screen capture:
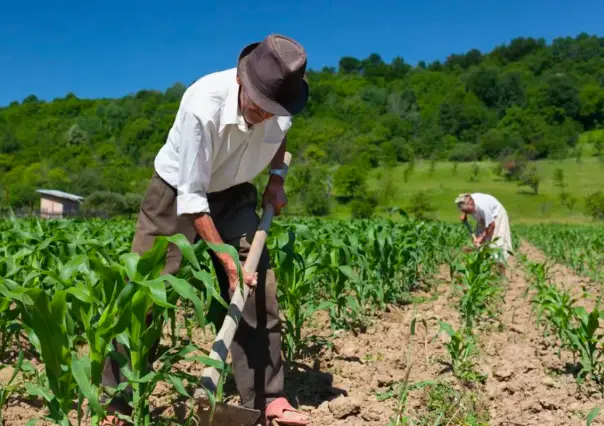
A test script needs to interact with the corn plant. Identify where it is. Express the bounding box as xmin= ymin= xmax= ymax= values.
xmin=526 ymin=259 xmax=604 ymax=393
xmin=453 ymin=244 xmax=503 ymax=329
xmin=517 ymin=224 xmax=604 ymax=283
xmin=0 ymin=349 xmax=25 ymax=425
xmin=564 ymin=306 xmax=604 ymax=389
xmin=0 ymin=296 xmax=20 ymax=360
xmin=436 ymin=321 xmax=485 ymax=383
xmin=269 ymin=225 xmax=330 ymax=360
xmin=0 ymin=214 xmax=473 ymax=423
xmin=321 ymin=241 xmax=364 ymax=329
xmin=0 ymin=229 xmax=232 ymax=425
